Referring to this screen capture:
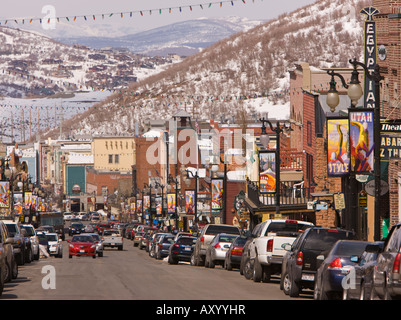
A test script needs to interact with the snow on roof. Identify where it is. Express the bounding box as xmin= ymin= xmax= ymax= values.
xmin=142 ymin=129 xmax=163 ymax=138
